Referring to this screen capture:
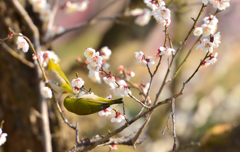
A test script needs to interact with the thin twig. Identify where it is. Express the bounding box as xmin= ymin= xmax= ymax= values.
xmin=1 ymin=42 xmax=35 ymax=68
xmin=12 ymin=0 xmax=40 ymax=50
xmin=162 ymin=111 xmax=172 ymax=135
xmin=44 ymin=0 xmax=123 ymax=45
xmin=171 ymin=97 xmax=177 ymax=152
xmin=131 ymin=116 xmax=151 ymax=149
